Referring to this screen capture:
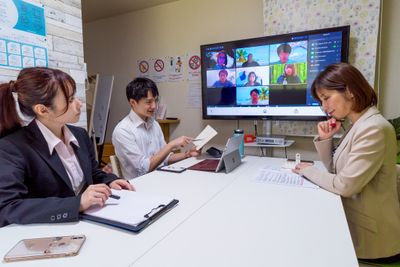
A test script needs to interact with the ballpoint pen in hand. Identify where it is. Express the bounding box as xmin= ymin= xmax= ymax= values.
xmin=109 ymin=194 xmax=120 ymax=200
